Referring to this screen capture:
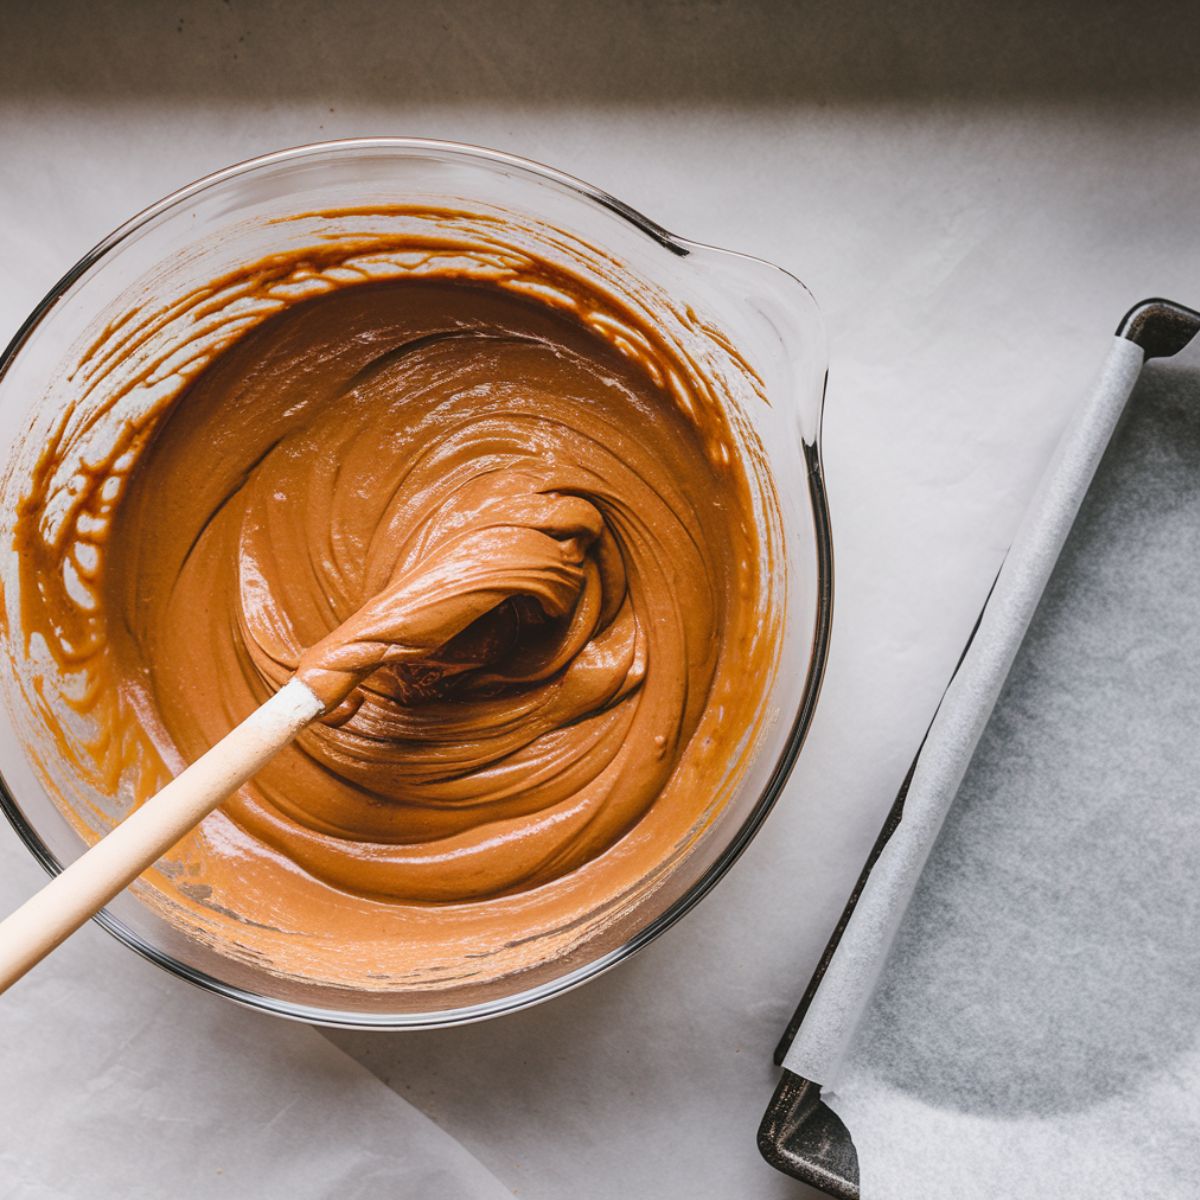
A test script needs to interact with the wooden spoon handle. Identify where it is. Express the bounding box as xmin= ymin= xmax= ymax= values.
xmin=0 ymin=678 xmax=324 ymax=994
